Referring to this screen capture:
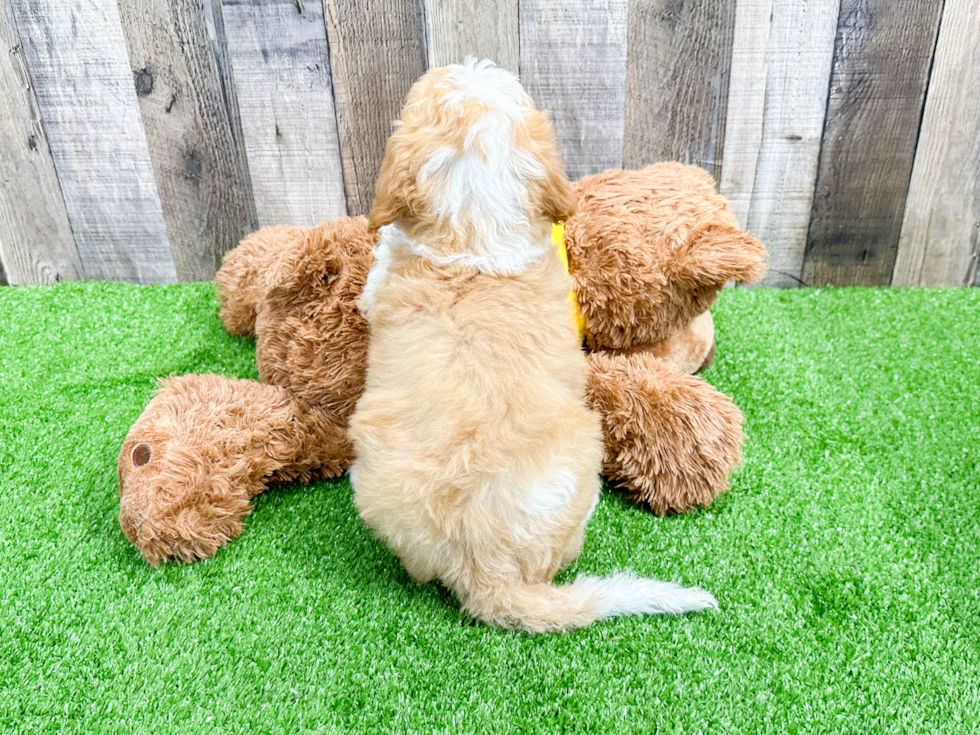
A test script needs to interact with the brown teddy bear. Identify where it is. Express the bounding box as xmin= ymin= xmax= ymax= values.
xmin=118 ymin=163 xmax=766 ymax=566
